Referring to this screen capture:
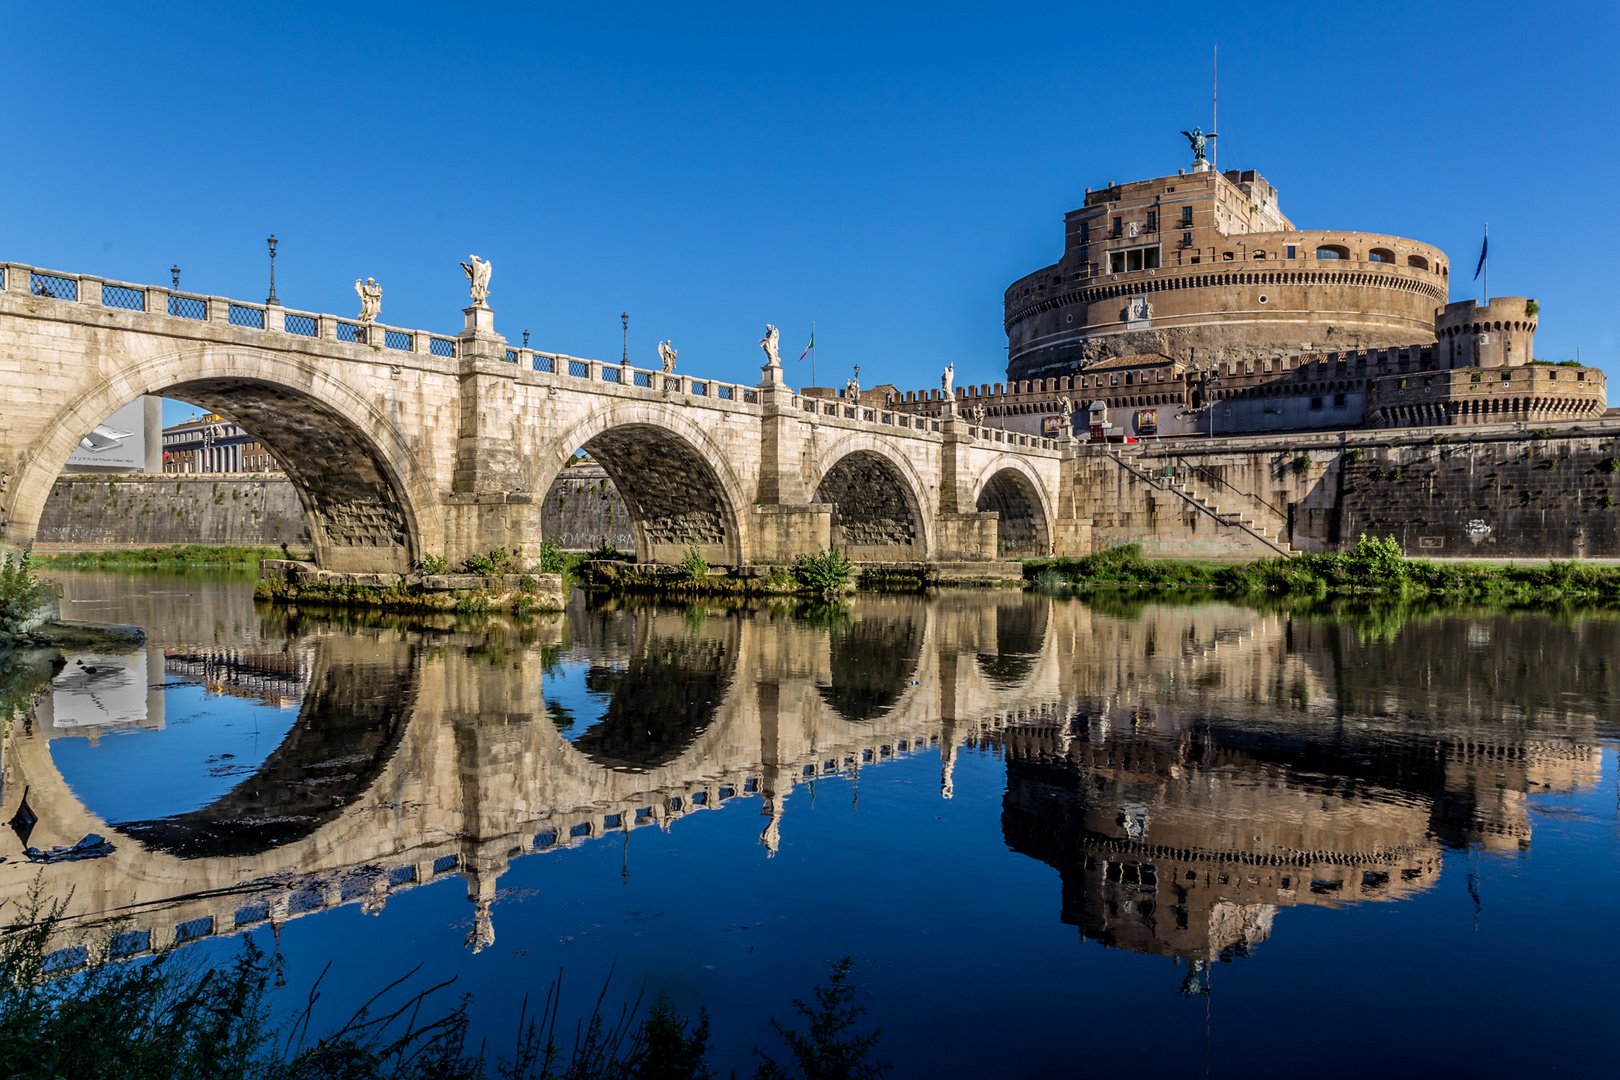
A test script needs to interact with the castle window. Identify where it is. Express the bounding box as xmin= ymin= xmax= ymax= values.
xmin=1334 ymin=394 xmax=1347 ymax=409
xmin=1253 ymin=251 xmax=1267 ymax=260
xmin=1181 ymin=206 xmax=1193 ymax=226
xmin=1112 ymin=216 xmax=1123 ymax=236
xmin=1286 ymin=245 xmax=1297 ymax=259
xmin=1146 ymin=211 xmax=1157 ymax=231
xmin=1080 ymin=222 xmax=1090 ymax=242
xmin=1310 ymin=397 xmax=1324 ymax=410
xmin=1110 ymin=374 xmax=1118 ymax=386
xmin=1223 ymin=251 xmax=1234 ymax=261
xmin=1315 ymin=245 xmax=1349 ymax=260
xmin=1110 ymin=251 xmax=1125 ymax=274
xmin=1368 ymin=248 xmax=1394 ymax=263
xmin=1407 ymin=255 xmax=1429 ymax=270
xmin=1181 ymin=231 xmax=1192 ymax=247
